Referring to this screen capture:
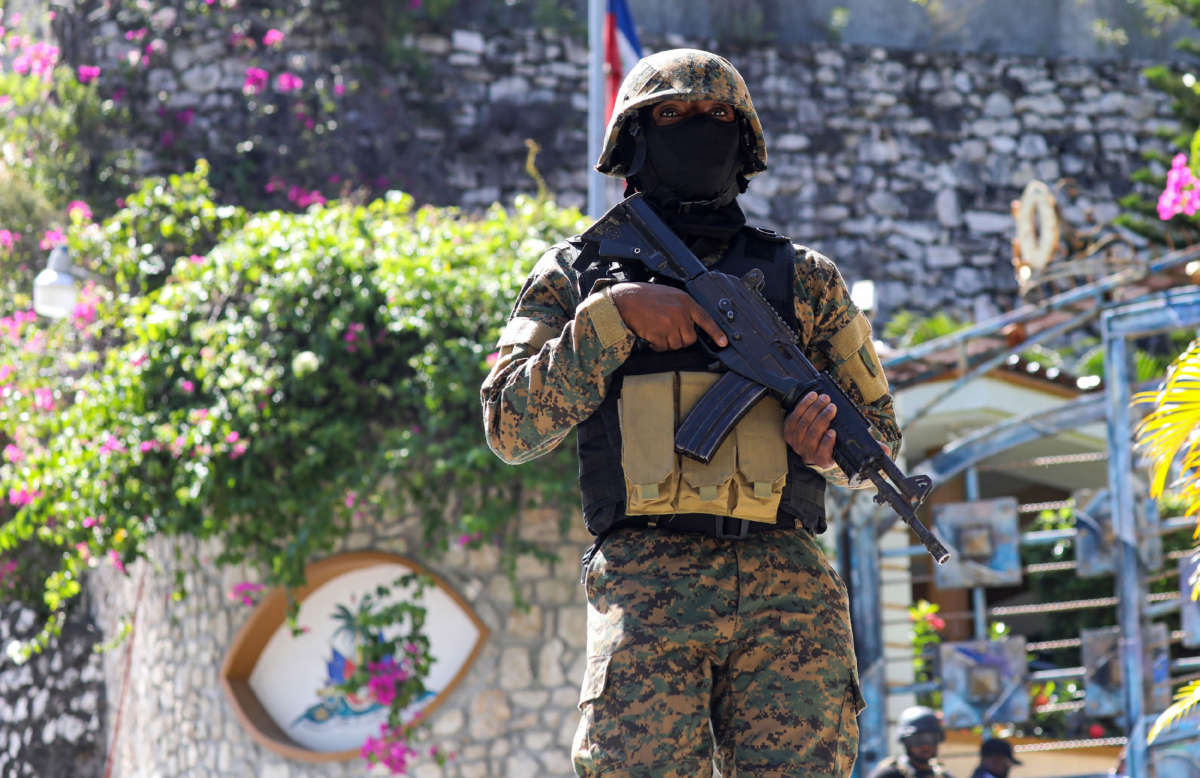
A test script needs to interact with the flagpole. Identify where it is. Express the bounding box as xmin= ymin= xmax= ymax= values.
xmin=587 ymin=0 xmax=605 ymax=219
